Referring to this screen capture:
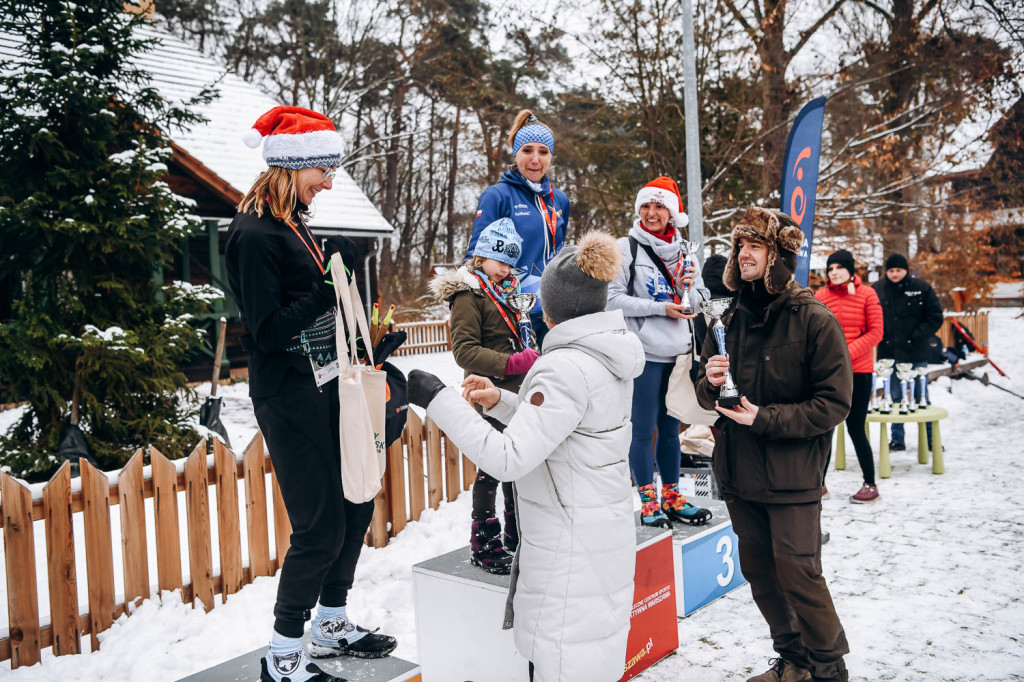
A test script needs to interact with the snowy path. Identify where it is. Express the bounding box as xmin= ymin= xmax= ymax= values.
xmin=1 ymin=310 xmax=1022 ymax=681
